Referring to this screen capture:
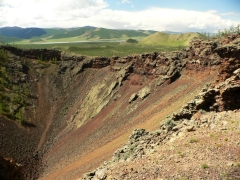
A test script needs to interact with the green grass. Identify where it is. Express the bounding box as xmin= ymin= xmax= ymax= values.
xmin=0 ymin=34 xmax=22 ymax=43
xmin=189 ymin=138 xmax=198 ymax=143
xmin=202 ymin=163 xmax=209 ymax=169
xmin=49 ymin=27 xmax=92 ymax=39
xmin=178 ymin=151 xmax=184 ymax=158
xmin=140 ymin=32 xmax=203 ymax=46
xmin=17 ymin=42 xmax=184 ymax=57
